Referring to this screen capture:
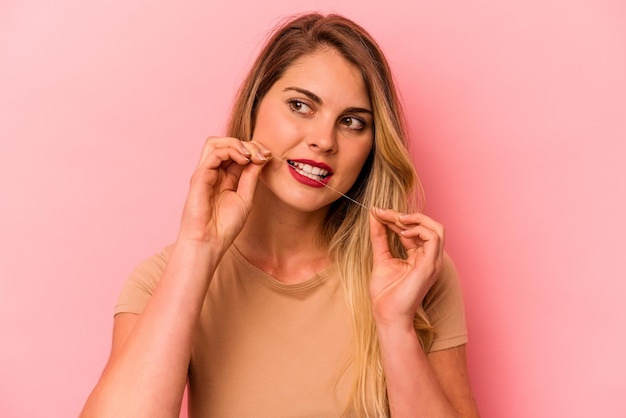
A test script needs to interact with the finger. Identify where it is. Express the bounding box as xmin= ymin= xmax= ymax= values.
xmin=372 ymin=208 xmax=439 ymax=230
xmin=369 ymin=209 xmax=392 ymax=264
xmin=378 ymin=222 xmax=431 ymax=255
xmin=370 ymin=207 xmax=410 ymax=231
xmin=187 ymin=150 xmax=250 ymax=198
xmin=235 ymin=156 xmax=270 ymax=204
xmin=400 ymin=226 xmax=444 ymax=273
xmin=241 ymin=140 xmax=272 ymax=164
xmin=400 ymin=219 xmax=444 ymax=249
xmin=372 ymin=208 xmax=444 ymax=261
xmin=373 ymin=209 xmax=444 ymax=251
xmin=201 ymin=147 xmax=251 ymax=171
xmin=398 ymin=212 xmax=444 ymax=238
xmin=400 ymin=224 xmax=439 ymax=251
xmin=198 ymin=136 xmax=252 ymax=167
